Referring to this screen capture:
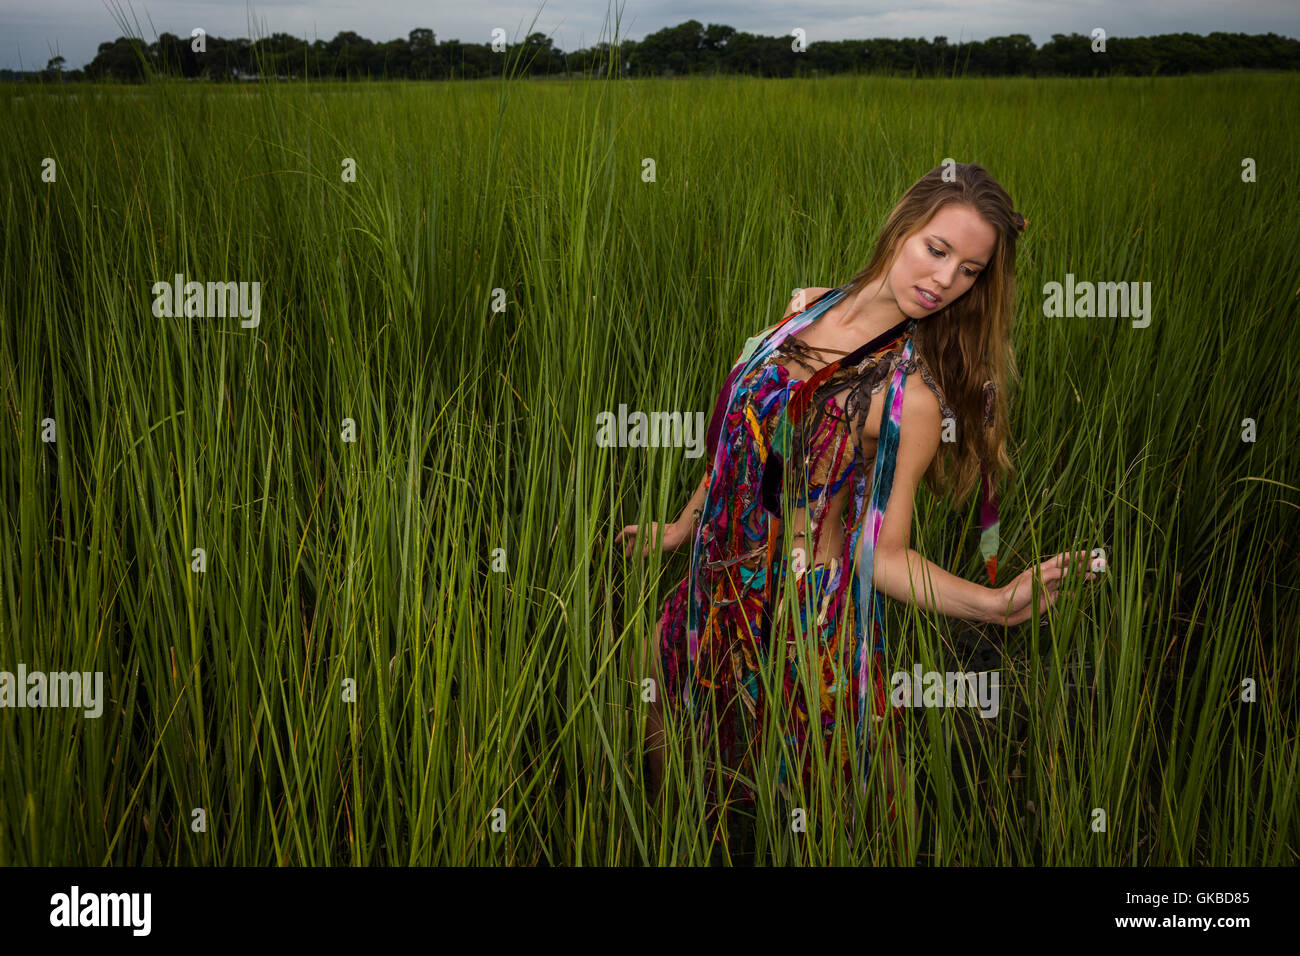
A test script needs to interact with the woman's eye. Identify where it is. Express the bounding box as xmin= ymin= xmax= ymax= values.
xmin=929 ymin=244 xmax=978 ymax=278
